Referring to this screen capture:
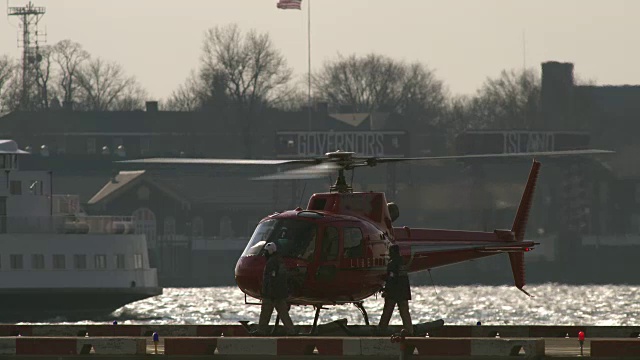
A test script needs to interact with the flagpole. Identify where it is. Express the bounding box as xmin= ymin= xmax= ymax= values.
xmin=307 ymin=0 xmax=311 ymax=131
